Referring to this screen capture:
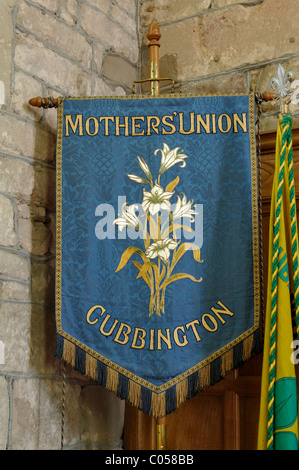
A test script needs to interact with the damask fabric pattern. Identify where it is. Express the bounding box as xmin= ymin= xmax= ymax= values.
xmin=55 ymin=93 xmax=261 ymax=417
